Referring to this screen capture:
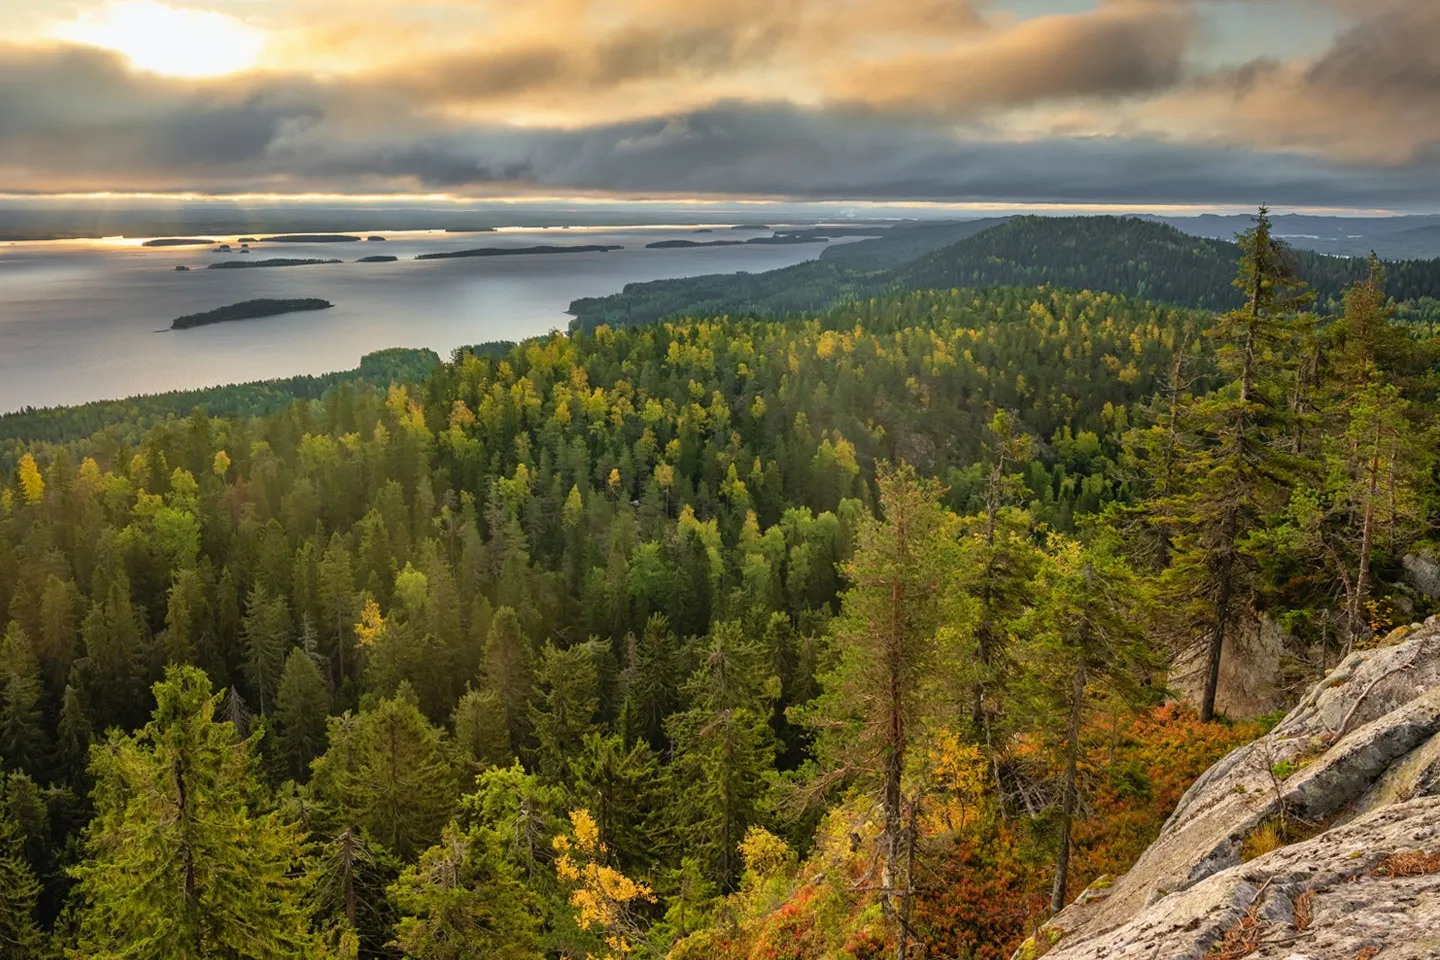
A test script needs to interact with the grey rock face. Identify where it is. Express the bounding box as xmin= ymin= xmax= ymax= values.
xmin=1026 ymin=624 xmax=1440 ymax=960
